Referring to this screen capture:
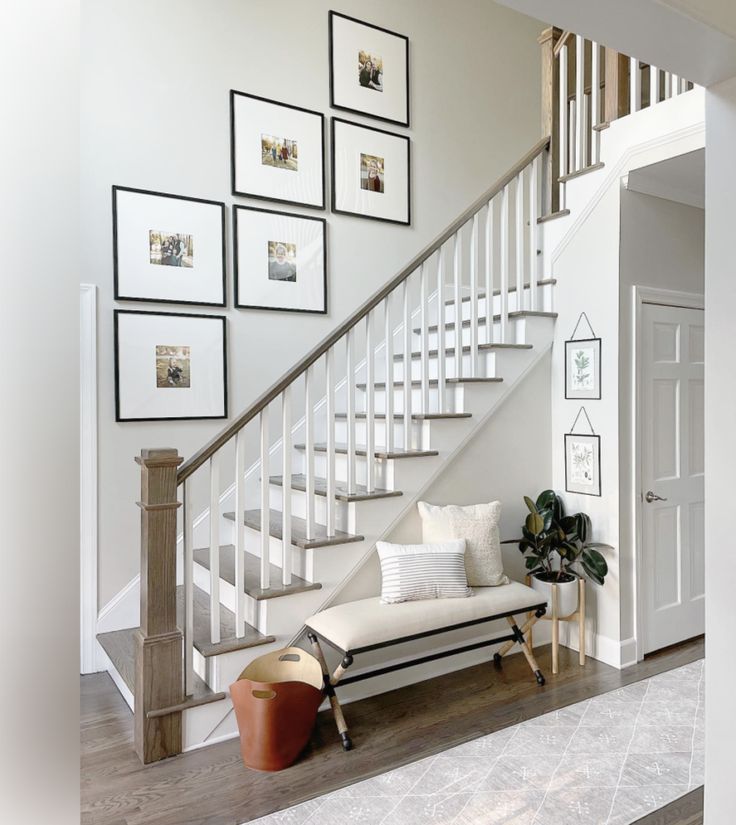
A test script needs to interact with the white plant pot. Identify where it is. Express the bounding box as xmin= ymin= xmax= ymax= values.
xmin=530 ymin=574 xmax=579 ymax=618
